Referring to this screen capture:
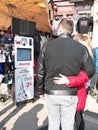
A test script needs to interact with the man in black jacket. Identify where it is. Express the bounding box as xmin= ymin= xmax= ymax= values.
xmin=36 ymin=18 xmax=95 ymax=130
